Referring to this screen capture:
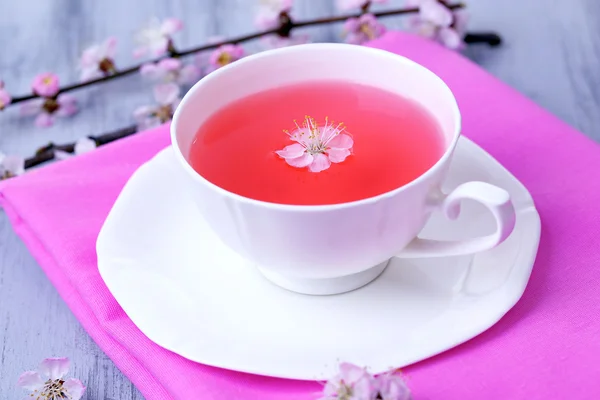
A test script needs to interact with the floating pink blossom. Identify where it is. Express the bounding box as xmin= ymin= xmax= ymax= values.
xmin=0 ymin=152 xmax=25 ymax=179
xmin=255 ymin=0 xmax=294 ymax=30
xmin=133 ymin=82 xmax=180 ymax=130
xmin=17 ymin=357 xmax=85 ymax=400
xmin=20 ymin=93 xmax=78 ymax=128
xmin=343 ymin=13 xmax=386 ymax=45
xmin=133 ymin=17 xmax=183 ymax=58
xmin=140 ymin=57 xmax=200 ymax=85
xmin=206 ymin=44 xmax=245 ymax=73
xmin=276 ymin=116 xmax=353 ymax=173
xmin=0 ymin=80 xmax=11 ymax=110
xmin=408 ymin=0 xmax=468 ymax=49
xmin=336 ymin=0 xmax=388 ymax=12
xmin=32 ymin=72 xmax=60 ymax=98
xmin=321 ymin=362 xmax=377 ymax=400
xmin=79 ymin=37 xmax=118 ymax=81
